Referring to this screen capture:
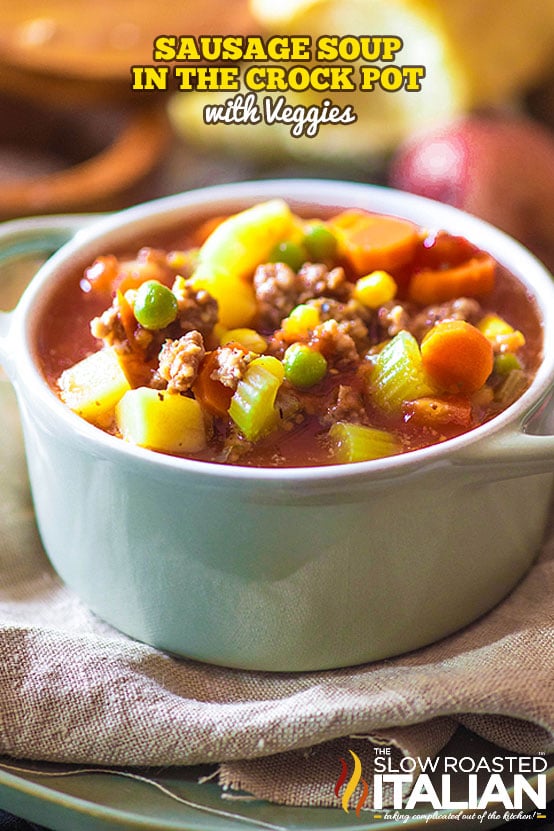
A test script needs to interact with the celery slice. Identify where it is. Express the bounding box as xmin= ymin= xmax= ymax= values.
xmin=229 ymin=356 xmax=284 ymax=441
xmin=371 ymin=331 xmax=435 ymax=412
xmin=494 ymin=369 xmax=527 ymax=405
xmin=329 ymin=422 xmax=400 ymax=463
